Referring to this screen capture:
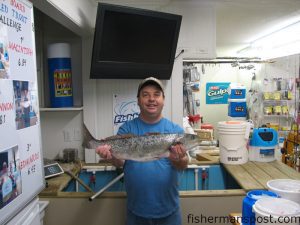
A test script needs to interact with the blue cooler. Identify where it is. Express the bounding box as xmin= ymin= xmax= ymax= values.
xmin=228 ymin=83 xmax=246 ymax=99
xmin=242 ymin=190 xmax=278 ymax=225
xmin=228 ymin=99 xmax=247 ymax=117
xmin=249 ymin=128 xmax=278 ymax=162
